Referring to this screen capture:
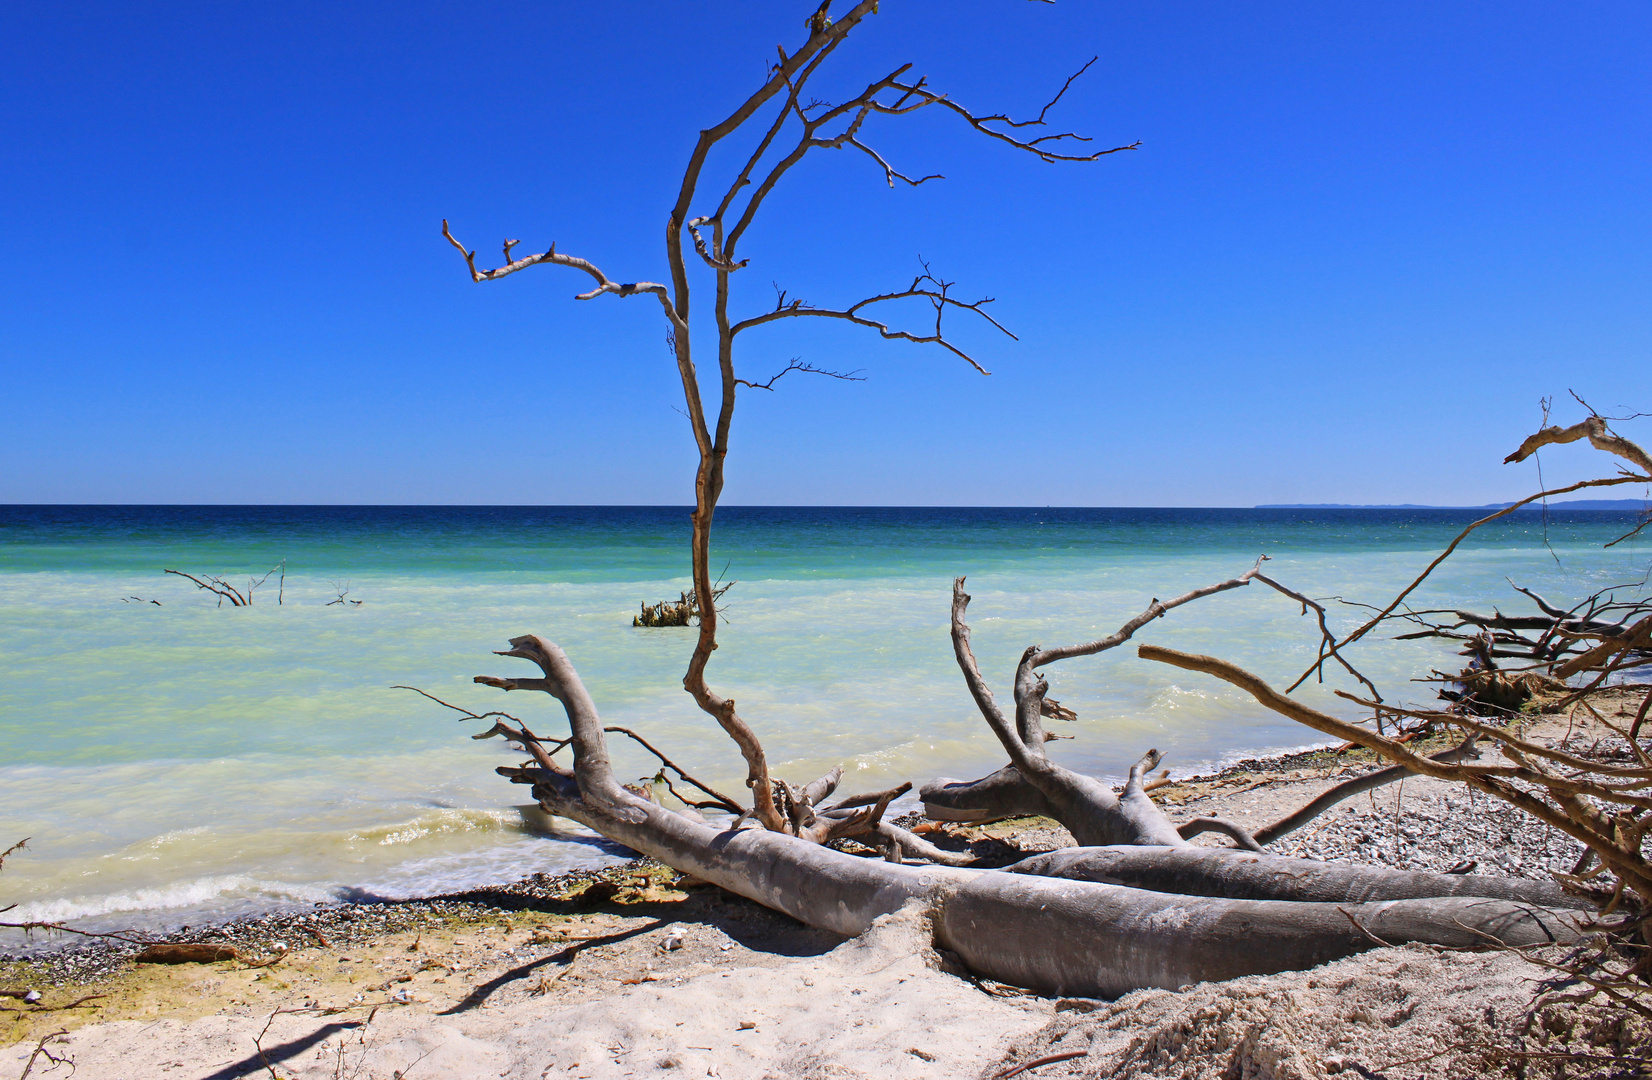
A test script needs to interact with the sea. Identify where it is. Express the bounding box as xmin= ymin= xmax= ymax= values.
xmin=1 ymin=504 xmax=1646 ymax=946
